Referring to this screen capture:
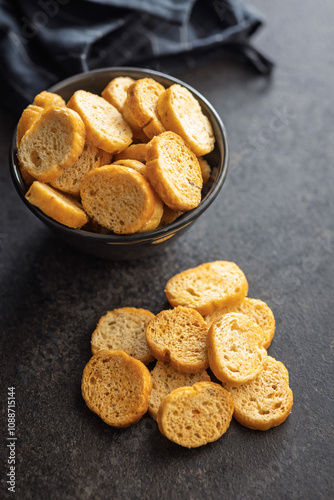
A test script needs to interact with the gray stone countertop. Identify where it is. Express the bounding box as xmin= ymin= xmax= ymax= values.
xmin=1 ymin=0 xmax=333 ymax=498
